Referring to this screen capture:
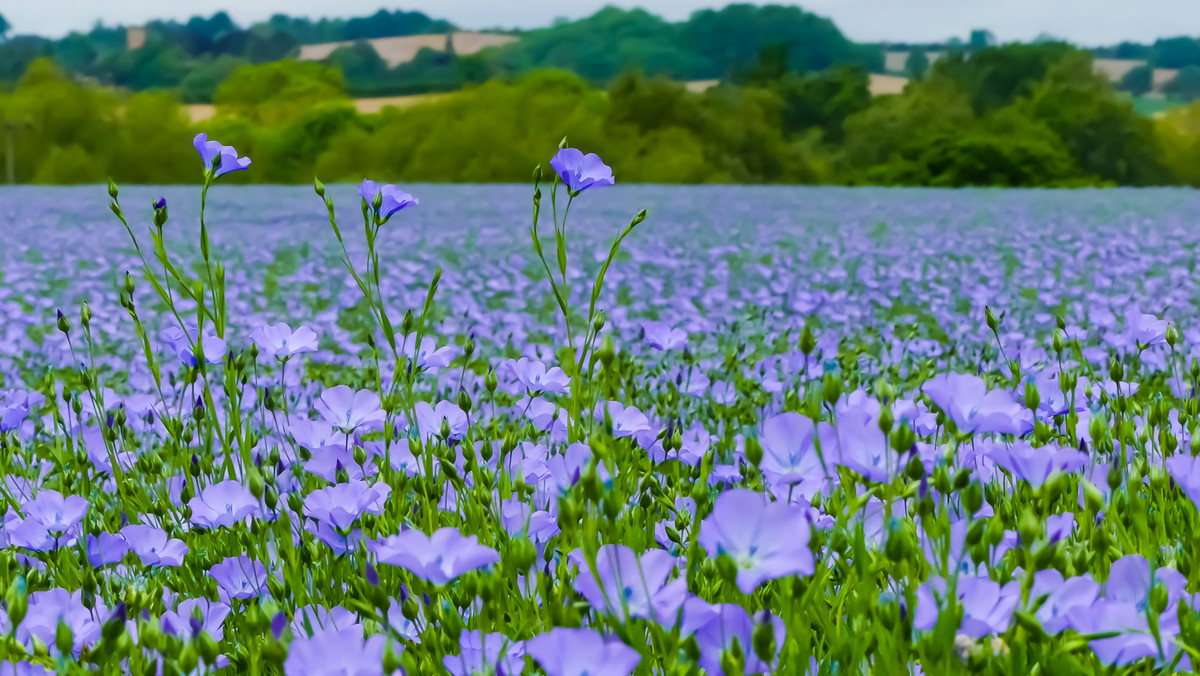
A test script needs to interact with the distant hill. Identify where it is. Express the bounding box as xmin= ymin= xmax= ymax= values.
xmin=0 ymin=4 xmax=883 ymax=101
